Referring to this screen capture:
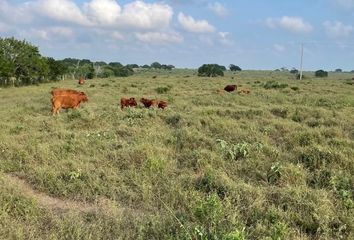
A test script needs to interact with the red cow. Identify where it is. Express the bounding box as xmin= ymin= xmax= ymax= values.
xmin=78 ymin=78 xmax=85 ymax=85
xmin=140 ymin=98 xmax=158 ymax=108
xmin=157 ymin=100 xmax=168 ymax=109
xmin=120 ymin=97 xmax=137 ymax=109
xmin=52 ymin=92 xmax=88 ymax=115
